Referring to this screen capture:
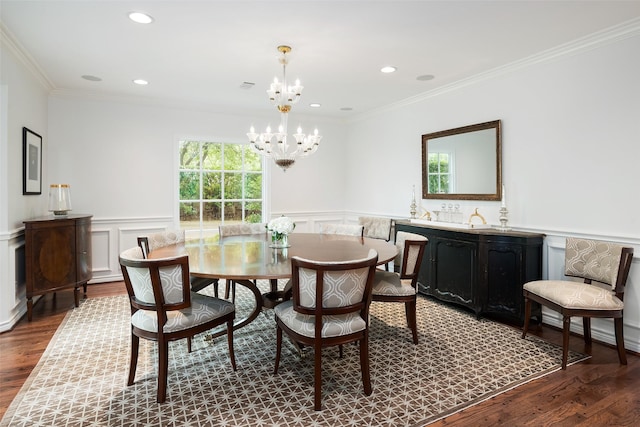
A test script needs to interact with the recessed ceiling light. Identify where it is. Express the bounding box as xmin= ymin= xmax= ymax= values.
xmin=309 ymin=103 xmax=321 ymax=108
xmin=416 ymin=74 xmax=435 ymax=81
xmin=380 ymin=66 xmax=397 ymax=73
xmin=133 ymin=79 xmax=149 ymax=85
xmin=340 ymin=107 xmax=353 ymax=111
xmin=128 ymin=12 xmax=154 ymax=24
xmin=81 ymin=75 xmax=102 ymax=82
